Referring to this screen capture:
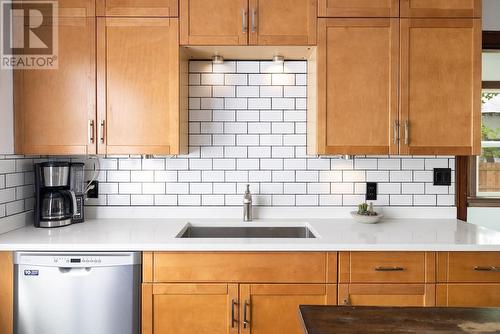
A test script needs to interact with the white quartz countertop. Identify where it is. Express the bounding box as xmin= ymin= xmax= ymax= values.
xmin=0 ymin=218 xmax=500 ymax=251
